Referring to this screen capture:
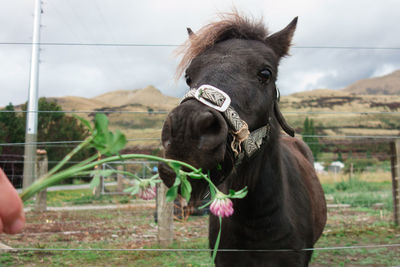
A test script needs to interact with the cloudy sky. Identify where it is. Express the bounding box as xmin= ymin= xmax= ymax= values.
xmin=0 ymin=0 xmax=400 ymax=107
